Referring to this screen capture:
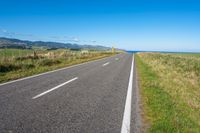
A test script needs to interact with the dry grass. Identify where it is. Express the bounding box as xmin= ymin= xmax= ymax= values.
xmin=0 ymin=49 xmax=117 ymax=83
xmin=137 ymin=53 xmax=200 ymax=132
